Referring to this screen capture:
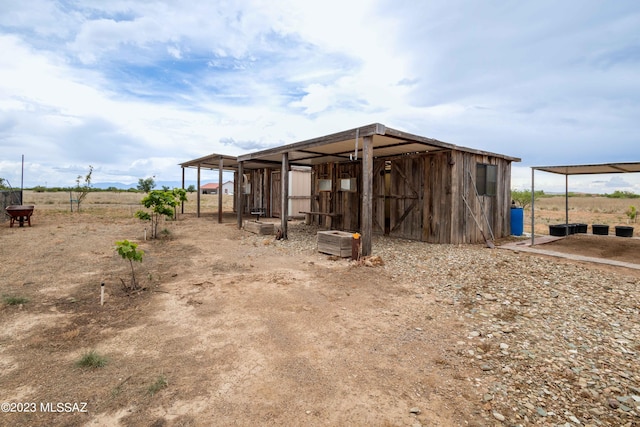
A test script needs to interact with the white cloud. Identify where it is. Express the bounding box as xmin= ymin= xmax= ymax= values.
xmin=0 ymin=0 xmax=639 ymax=190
